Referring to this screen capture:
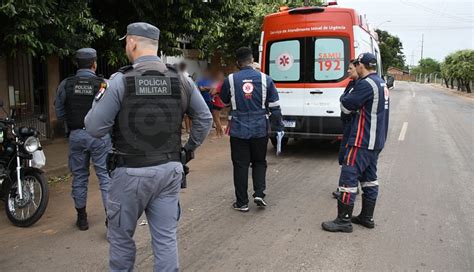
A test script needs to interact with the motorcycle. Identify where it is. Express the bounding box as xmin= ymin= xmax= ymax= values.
xmin=0 ymin=99 xmax=49 ymax=227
